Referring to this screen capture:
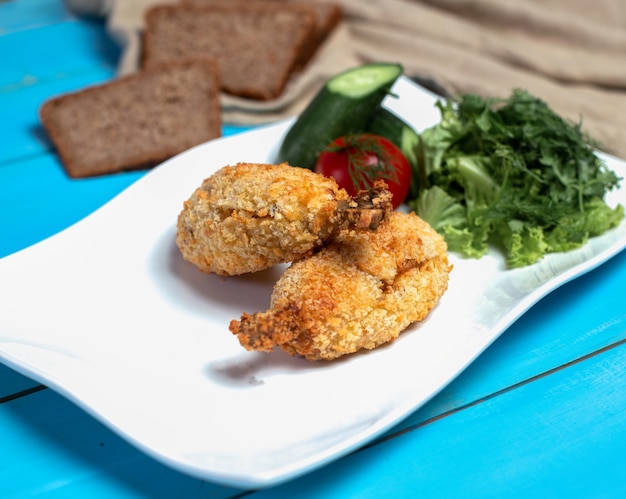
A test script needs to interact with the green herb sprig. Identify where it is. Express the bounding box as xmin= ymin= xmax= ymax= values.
xmin=410 ymin=89 xmax=624 ymax=268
